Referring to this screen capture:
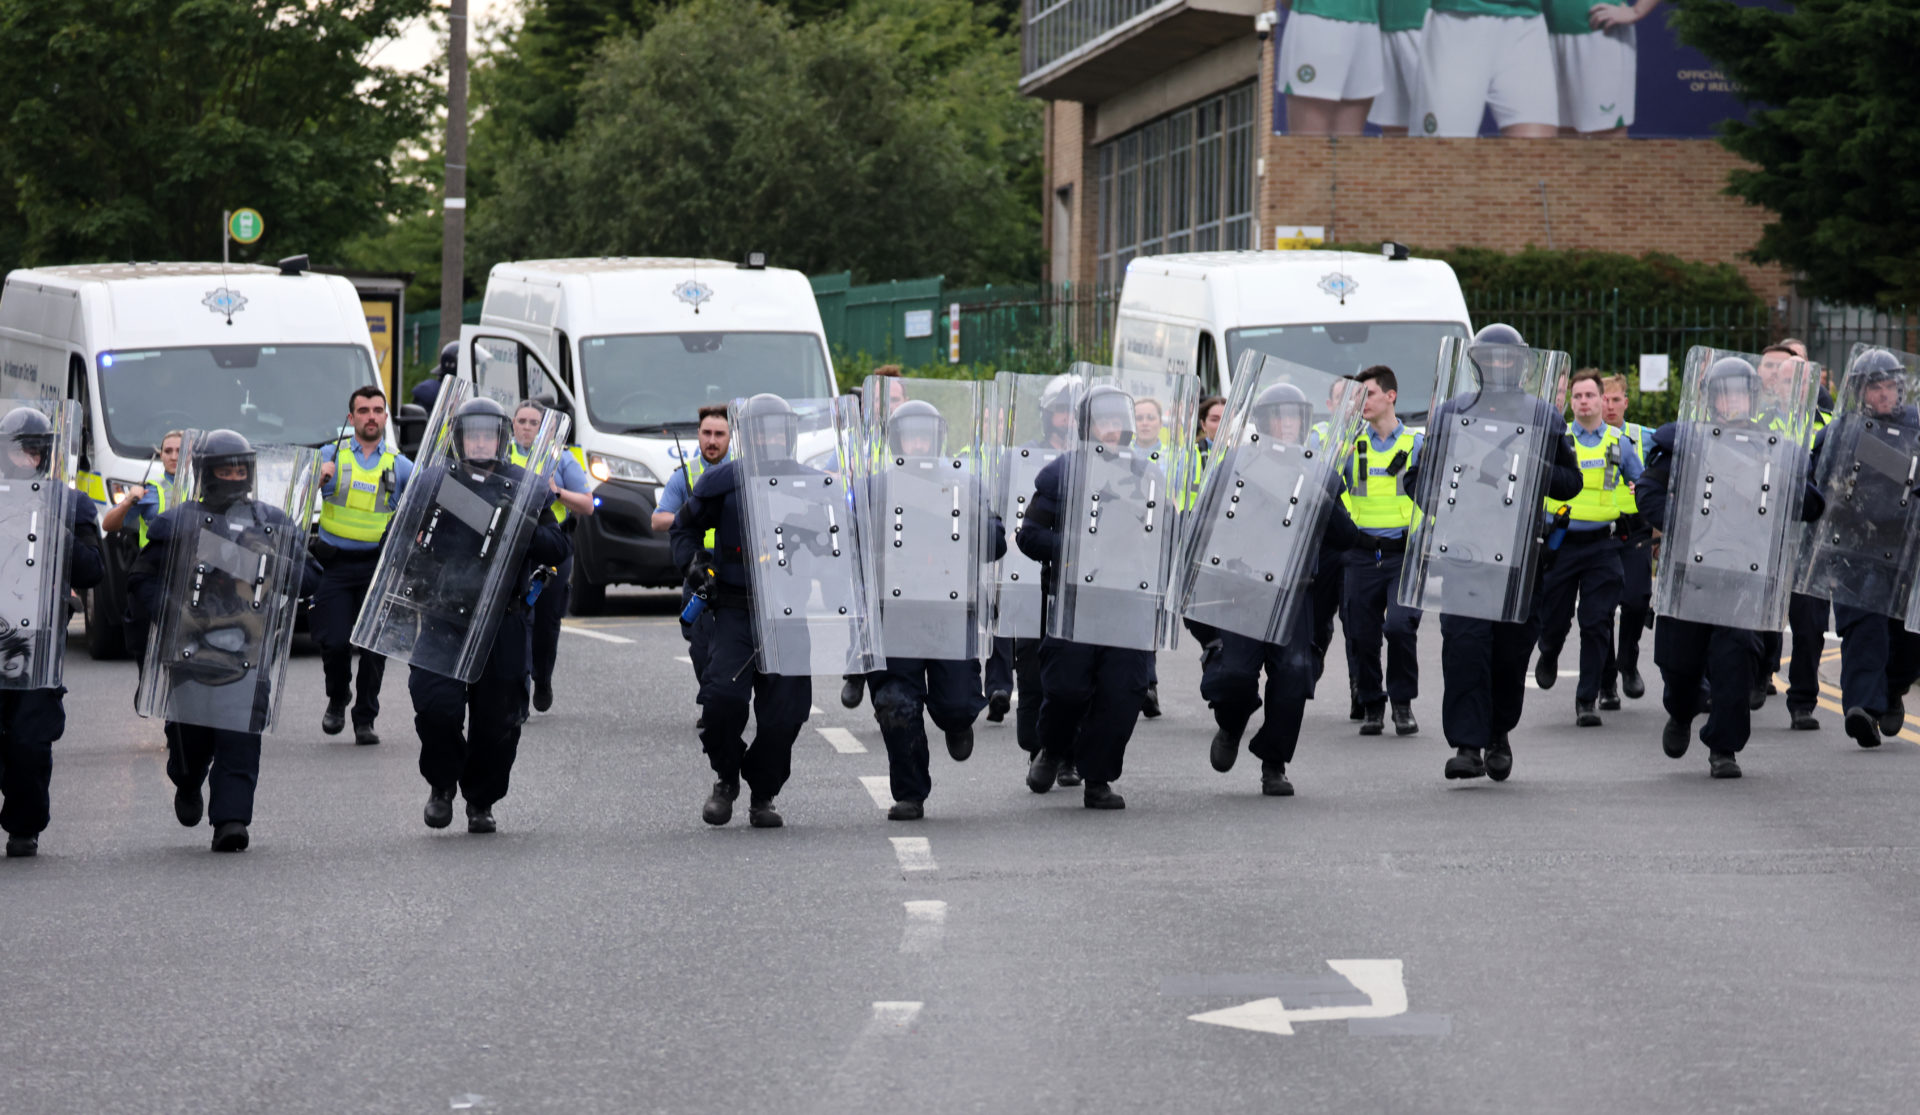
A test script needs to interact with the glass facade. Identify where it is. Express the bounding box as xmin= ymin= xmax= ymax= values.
xmin=1096 ymin=84 xmax=1258 ymax=286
